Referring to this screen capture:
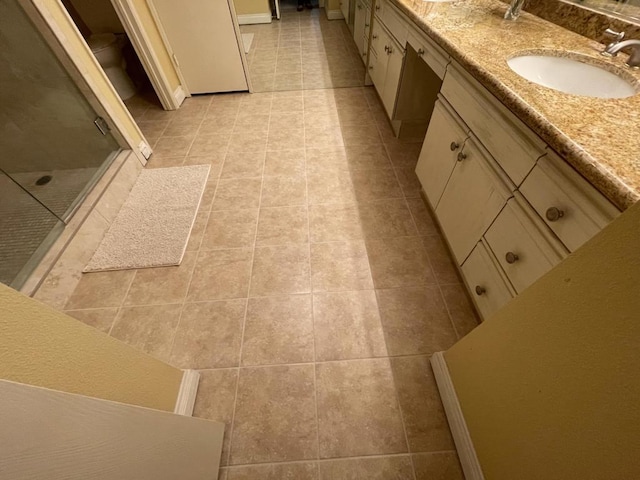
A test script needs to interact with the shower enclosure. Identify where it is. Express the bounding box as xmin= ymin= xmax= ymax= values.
xmin=0 ymin=0 xmax=121 ymax=288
